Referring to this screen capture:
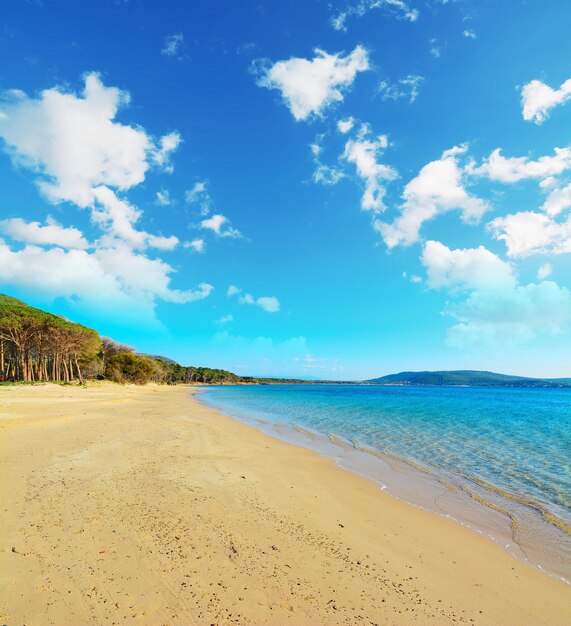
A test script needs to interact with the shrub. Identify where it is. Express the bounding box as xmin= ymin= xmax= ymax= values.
xmin=105 ymin=352 xmax=165 ymax=385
